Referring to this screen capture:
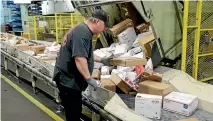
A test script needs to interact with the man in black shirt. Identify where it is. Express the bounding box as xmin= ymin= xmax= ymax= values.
xmin=53 ymin=9 xmax=111 ymax=121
